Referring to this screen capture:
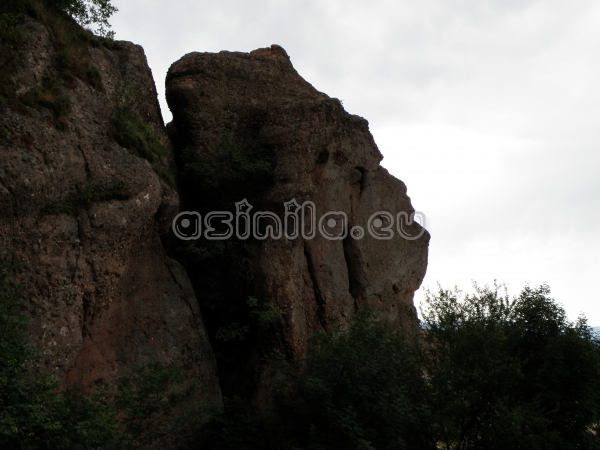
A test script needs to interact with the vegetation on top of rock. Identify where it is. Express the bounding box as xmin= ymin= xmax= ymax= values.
xmin=110 ymin=114 xmax=168 ymax=163
xmin=1 ymin=0 xmax=117 ymax=38
xmin=109 ymin=81 xmax=168 ymax=164
xmin=51 ymin=0 xmax=117 ymax=39
xmin=160 ymin=171 xmax=177 ymax=189
xmin=0 ymin=0 xmax=119 ymax=114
